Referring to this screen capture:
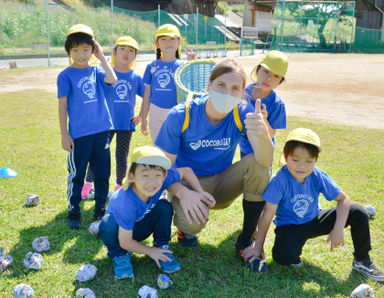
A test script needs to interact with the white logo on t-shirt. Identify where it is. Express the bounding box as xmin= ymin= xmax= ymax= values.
xmin=158 ymin=73 xmax=170 ymax=88
xmin=78 ymin=76 xmax=96 ymax=99
xmin=189 ymin=140 xmax=201 ymax=150
xmin=116 ymin=83 xmax=128 ymax=99
xmin=293 ymin=199 xmax=309 ymax=218
xmin=188 ymin=138 xmax=231 ymax=151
